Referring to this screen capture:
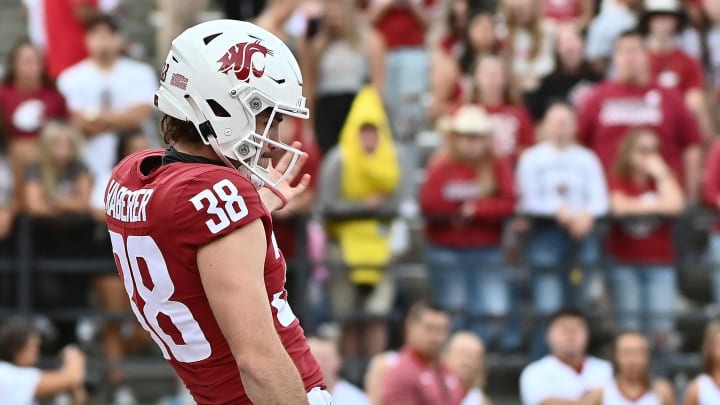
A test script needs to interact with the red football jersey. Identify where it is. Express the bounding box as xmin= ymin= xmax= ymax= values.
xmin=104 ymin=149 xmax=324 ymax=404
